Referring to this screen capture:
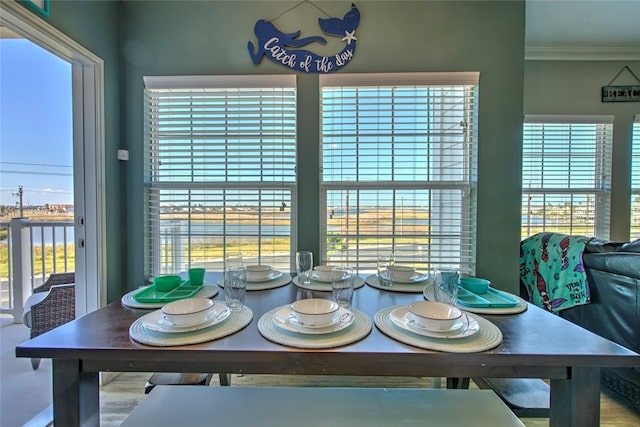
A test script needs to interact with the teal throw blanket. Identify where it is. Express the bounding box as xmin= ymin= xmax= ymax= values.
xmin=520 ymin=232 xmax=592 ymax=313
